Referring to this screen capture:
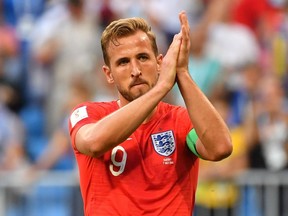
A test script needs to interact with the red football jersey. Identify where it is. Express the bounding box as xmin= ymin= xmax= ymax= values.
xmin=69 ymin=101 xmax=199 ymax=216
